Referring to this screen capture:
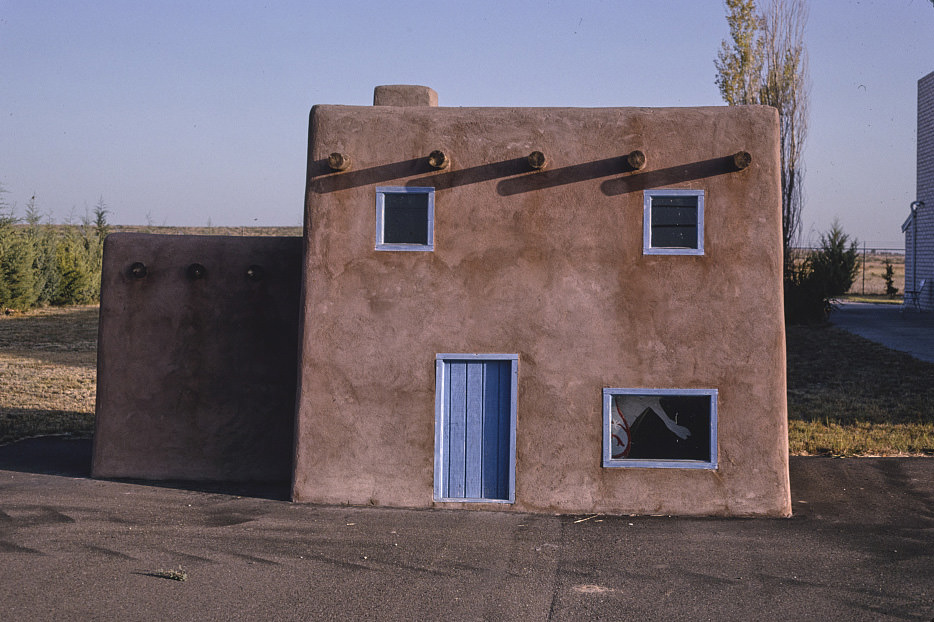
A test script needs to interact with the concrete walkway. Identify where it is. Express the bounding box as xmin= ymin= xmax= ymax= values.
xmin=830 ymin=301 xmax=934 ymax=363
xmin=0 ymin=438 xmax=932 ymax=620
